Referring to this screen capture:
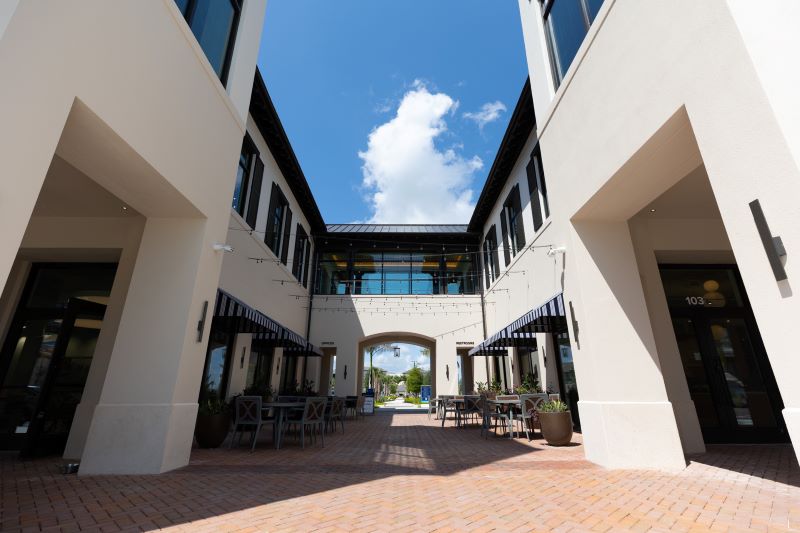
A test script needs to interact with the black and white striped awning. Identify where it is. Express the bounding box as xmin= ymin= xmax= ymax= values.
xmin=214 ymin=289 xmax=322 ymax=356
xmin=468 ymin=293 xmax=567 ymax=356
